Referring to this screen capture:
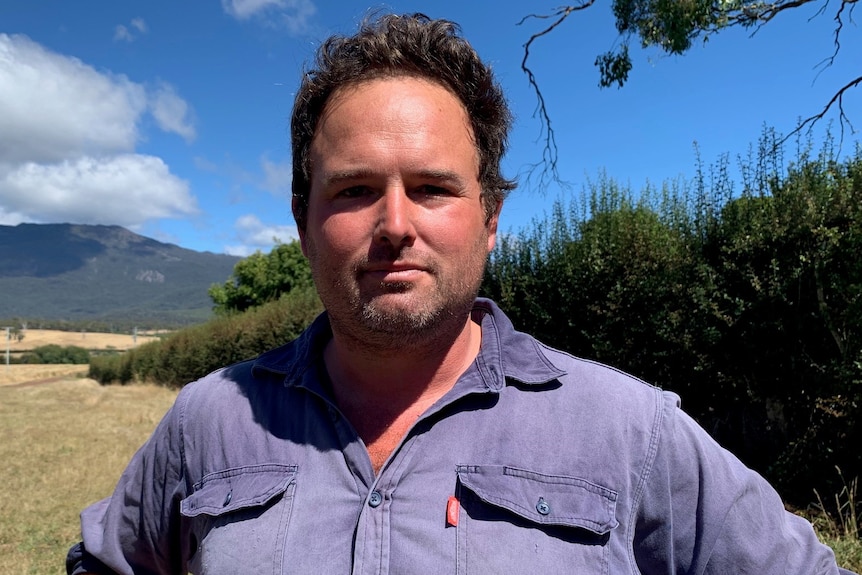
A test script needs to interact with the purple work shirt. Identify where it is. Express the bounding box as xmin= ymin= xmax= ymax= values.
xmin=68 ymin=299 xmax=854 ymax=574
